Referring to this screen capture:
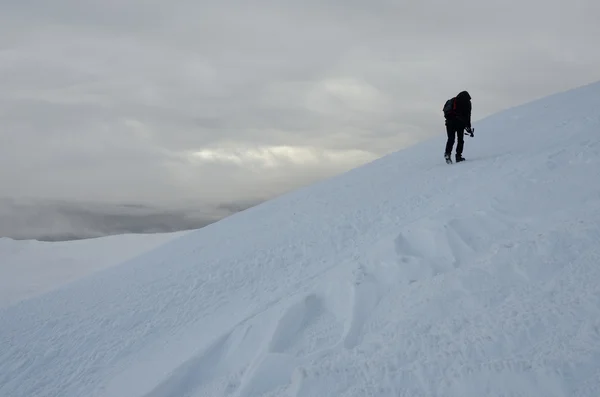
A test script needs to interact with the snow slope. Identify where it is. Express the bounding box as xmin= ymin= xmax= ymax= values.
xmin=0 ymin=231 xmax=190 ymax=308
xmin=2 ymin=81 xmax=600 ymax=397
